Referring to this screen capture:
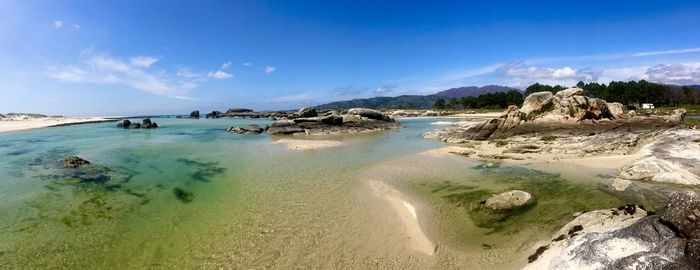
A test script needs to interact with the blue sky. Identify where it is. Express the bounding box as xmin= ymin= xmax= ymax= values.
xmin=1 ymin=0 xmax=699 ymax=116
